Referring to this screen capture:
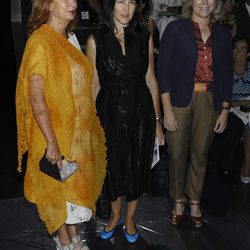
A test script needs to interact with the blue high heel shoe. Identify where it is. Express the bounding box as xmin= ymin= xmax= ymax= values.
xmin=124 ymin=225 xmax=139 ymax=243
xmin=100 ymin=218 xmax=123 ymax=240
